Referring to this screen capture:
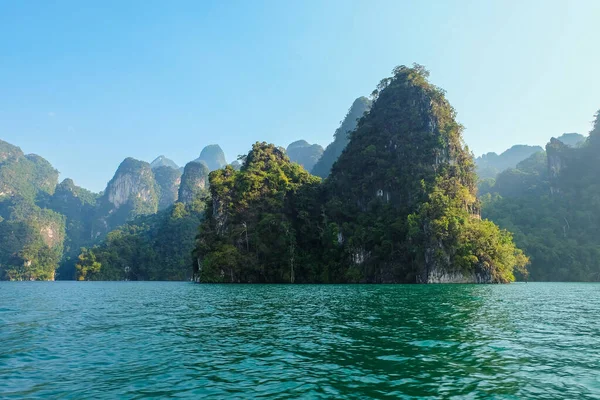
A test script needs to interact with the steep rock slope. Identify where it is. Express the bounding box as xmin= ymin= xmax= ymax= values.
xmin=153 ymin=166 xmax=182 ymax=210
xmin=178 ymin=161 xmax=210 ymax=204
xmin=194 ymin=145 xmax=227 ymax=171
xmin=93 ymin=158 xmax=158 ymax=238
xmin=195 ymin=66 xmax=527 ymax=284
xmin=311 ymin=97 xmax=372 ymax=178
xmin=43 ymin=178 xmax=98 ymax=279
xmin=325 ymin=65 xmax=526 ymax=283
xmin=150 ymin=155 xmax=179 ymax=170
